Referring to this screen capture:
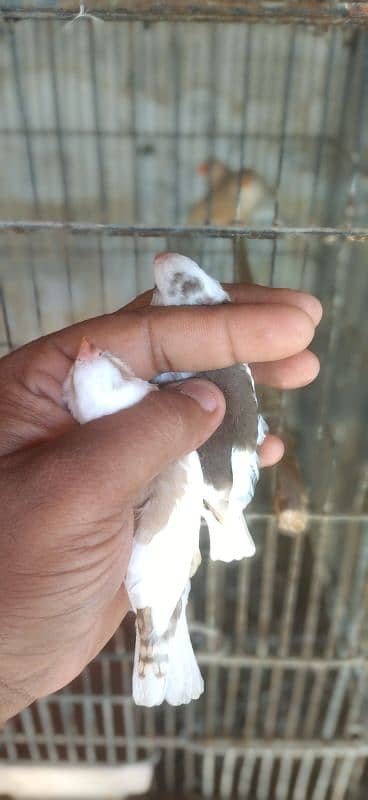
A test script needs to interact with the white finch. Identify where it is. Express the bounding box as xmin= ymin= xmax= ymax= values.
xmin=63 ymin=337 xmax=204 ymax=707
xmin=187 ymin=159 xmax=272 ymax=225
xmin=151 ymin=253 xmax=268 ymax=562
